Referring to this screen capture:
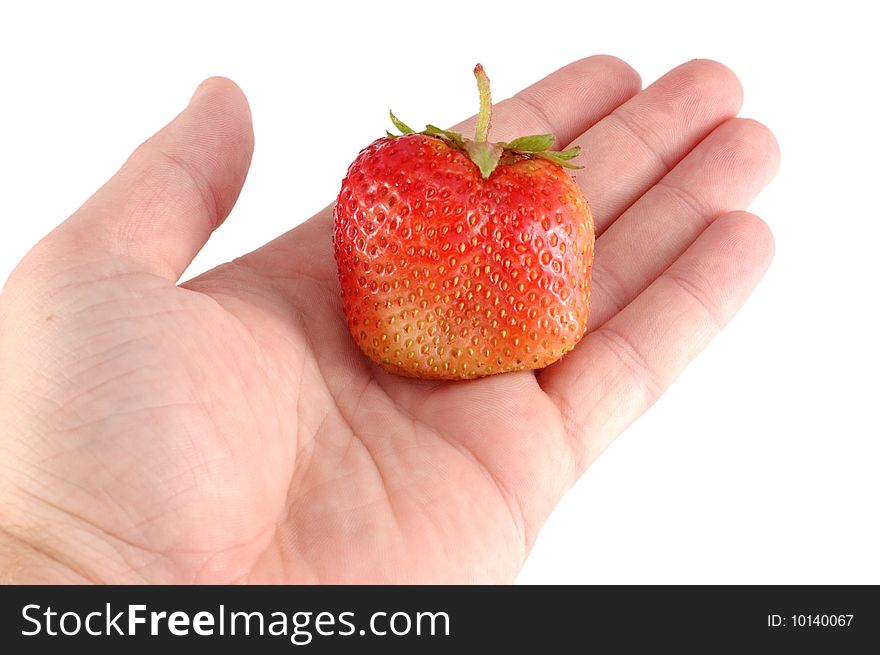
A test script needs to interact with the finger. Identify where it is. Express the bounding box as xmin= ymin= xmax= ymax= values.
xmin=589 ymin=118 xmax=780 ymax=329
xmin=240 ymin=56 xmax=641 ymax=277
xmin=569 ymin=59 xmax=743 ymax=235
xmin=50 ymin=77 xmax=254 ymax=281
xmin=539 ymin=212 xmax=774 ymax=476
